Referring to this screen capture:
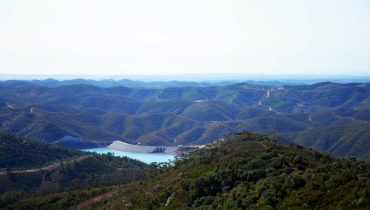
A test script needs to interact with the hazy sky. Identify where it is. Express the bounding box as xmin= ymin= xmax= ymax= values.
xmin=0 ymin=0 xmax=370 ymax=76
